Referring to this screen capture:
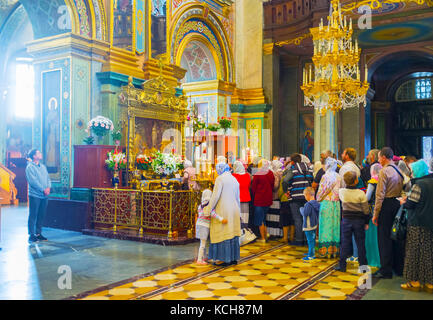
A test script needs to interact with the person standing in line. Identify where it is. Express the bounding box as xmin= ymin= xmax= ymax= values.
xmin=365 ymin=163 xmax=383 ymax=268
xmin=316 ymin=157 xmax=342 ymax=258
xmin=25 ymin=149 xmax=51 ymax=243
xmin=312 ymin=150 xmax=332 ymax=193
xmin=400 ymin=159 xmax=433 ymax=293
xmin=283 ymin=153 xmax=314 ymax=246
xmin=336 ymin=171 xmax=371 ymax=272
xmin=232 ymin=160 xmax=252 ymax=231
xmin=361 ymin=149 xmax=380 ymax=183
xmin=251 ymin=159 xmax=275 ymax=243
xmin=300 ymin=187 xmax=320 ymax=261
xmin=372 ymin=147 xmax=405 ymax=279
